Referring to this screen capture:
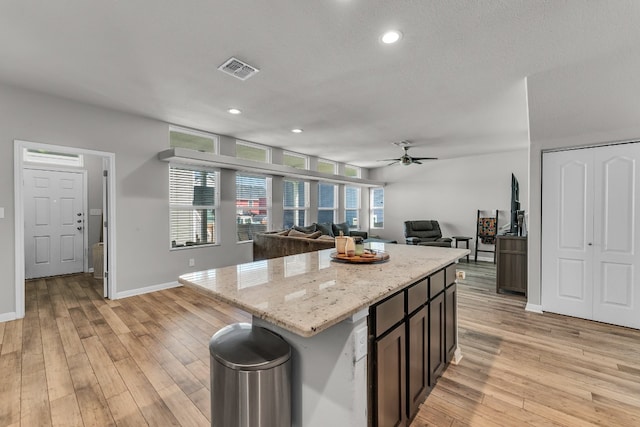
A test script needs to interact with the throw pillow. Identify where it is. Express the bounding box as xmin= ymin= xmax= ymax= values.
xmin=332 ymin=222 xmax=350 ymax=237
xmin=288 ymin=229 xmax=310 ymax=237
xmin=318 ymin=235 xmax=335 ymax=241
xmin=315 ymin=222 xmax=335 ymax=237
xmin=275 ymin=229 xmax=291 ymax=236
xmin=306 ymin=231 xmax=322 ymax=239
xmin=293 ymin=224 xmax=317 ymax=234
